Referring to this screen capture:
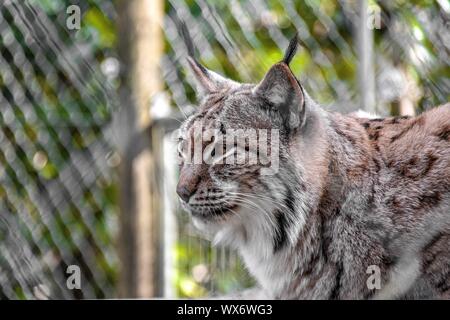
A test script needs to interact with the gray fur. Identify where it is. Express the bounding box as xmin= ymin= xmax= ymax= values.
xmin=176 ymin=32 xmax=450 ymax=299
